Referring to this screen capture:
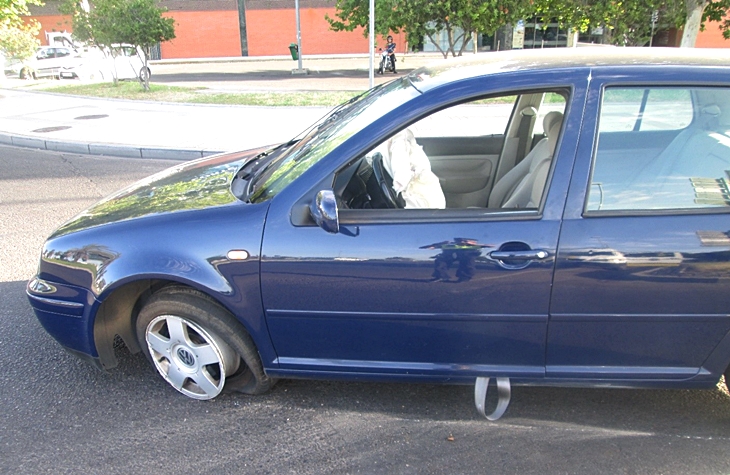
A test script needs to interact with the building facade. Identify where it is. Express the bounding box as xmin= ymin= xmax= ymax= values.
xmin=27 ymin=1 xmax=727 ymax=59
xmin=28 ymin=0 xmax=408 ymax=58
